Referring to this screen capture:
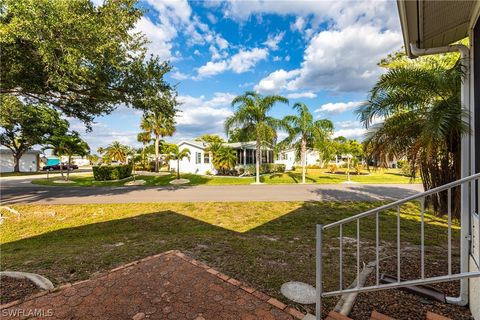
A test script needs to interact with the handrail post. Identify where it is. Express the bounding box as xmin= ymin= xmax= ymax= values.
xmin=316 ymin=224 xmax=323 ymax=320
